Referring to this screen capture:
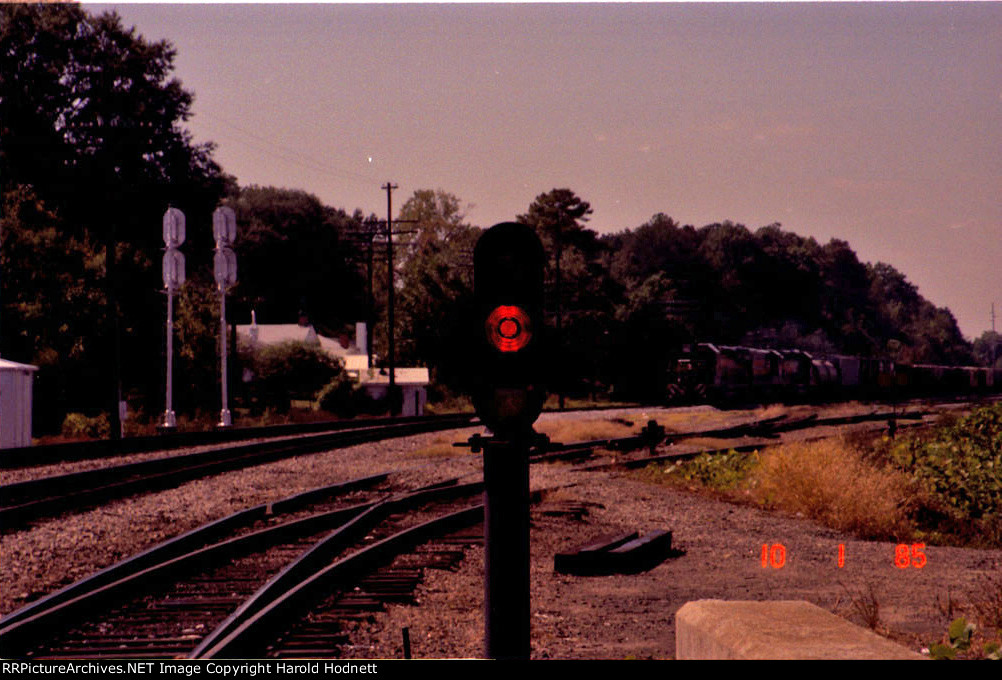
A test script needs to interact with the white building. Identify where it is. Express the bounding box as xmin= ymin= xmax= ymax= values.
xmin=353 ymin=366 xmax=430 ymax=418
xmin=0 ymin=358 xmax=38 ymax=449
xmin=236 ymin=316 xmax=429 ymax=416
